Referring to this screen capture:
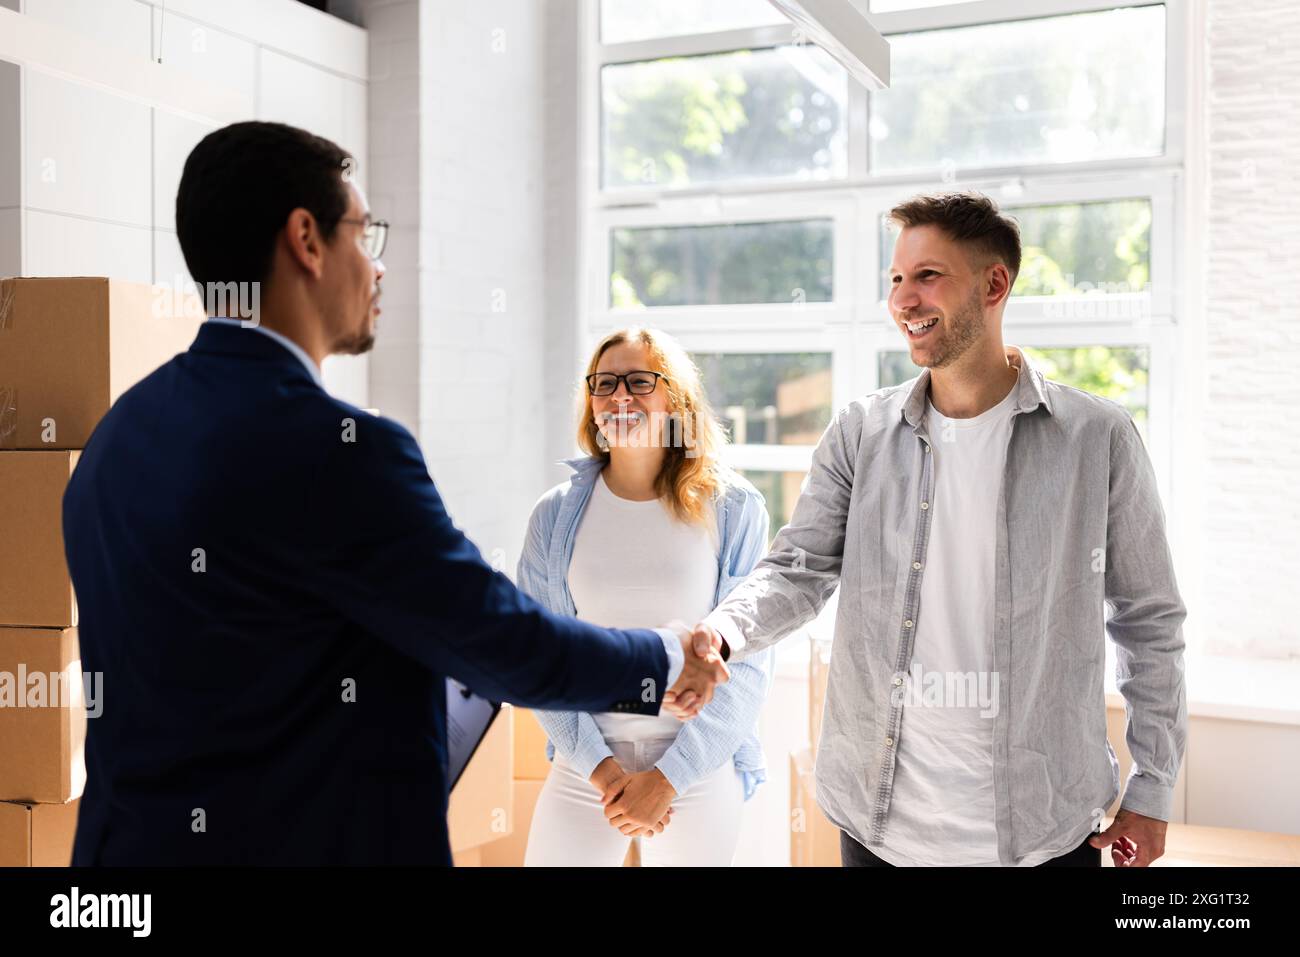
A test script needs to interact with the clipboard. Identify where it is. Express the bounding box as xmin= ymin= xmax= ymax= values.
xmin=446 ymin=677 xmax=501 ymax=791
